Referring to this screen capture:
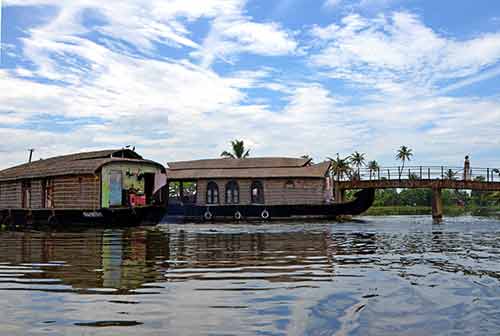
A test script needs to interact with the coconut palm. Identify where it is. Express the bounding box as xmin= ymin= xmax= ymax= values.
xmin=327 ymin=155 xmax=352 ymax=181
xmin=220 ymin=140 xmax=250 ymax=159
xmin=350 ymin=151 xmax=366 ymax=178
xmin=444 ymin=169 xmax=457 ymax=180
xmin=367 ymin=160 xmax=380 ymax=180
xmin=396 ymin=145 xmax=413 ymax=178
